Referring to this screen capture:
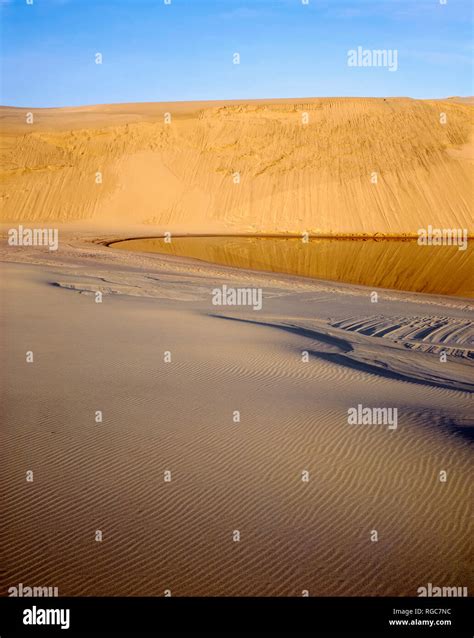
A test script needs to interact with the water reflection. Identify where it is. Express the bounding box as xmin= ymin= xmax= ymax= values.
xmin=111 ymin=236 xmax=473 ymax=297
